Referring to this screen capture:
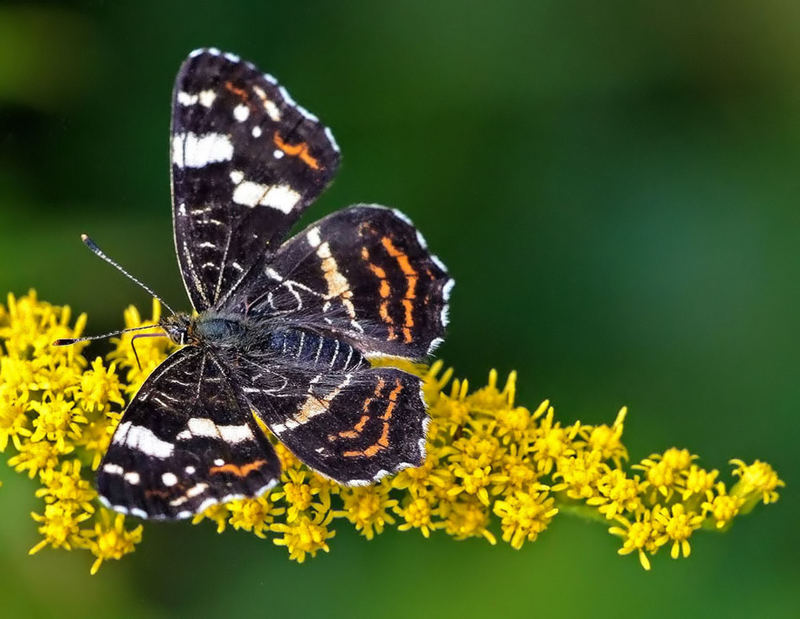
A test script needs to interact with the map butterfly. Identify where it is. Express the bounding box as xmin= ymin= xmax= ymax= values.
xmin=76 ymin=49 xmax=452 ymax=519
